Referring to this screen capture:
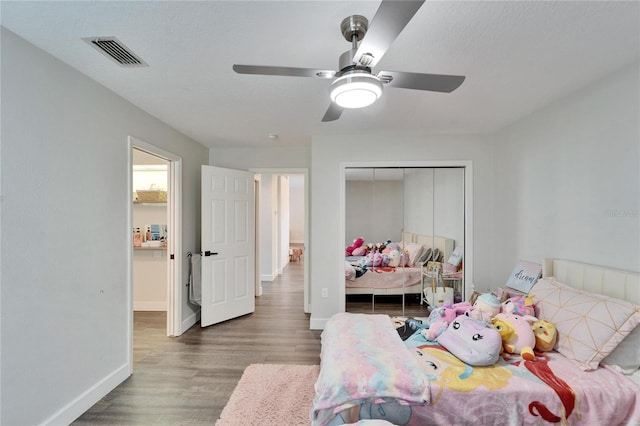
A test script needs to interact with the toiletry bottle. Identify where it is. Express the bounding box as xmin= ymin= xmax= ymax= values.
xmin=146 ymin=226 xmax=151 ymax=242
xmin=133 ymin=228 xmax=142 ymax=247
